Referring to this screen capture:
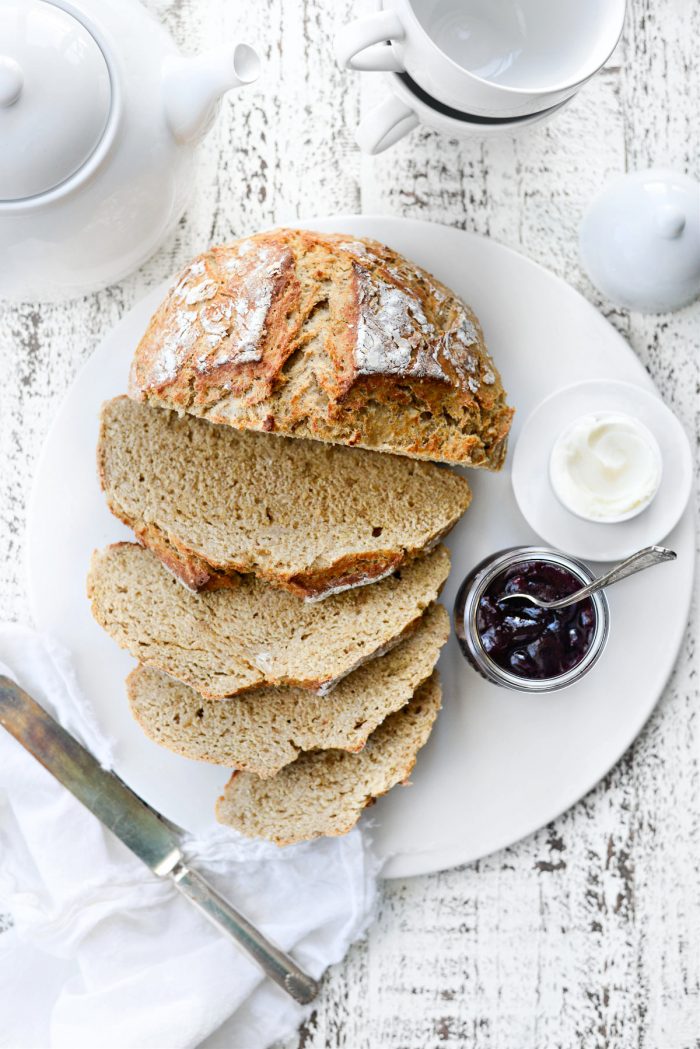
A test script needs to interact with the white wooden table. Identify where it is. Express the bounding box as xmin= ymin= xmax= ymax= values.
xmin=1 ymin=1 xmax=699 ymax=1046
